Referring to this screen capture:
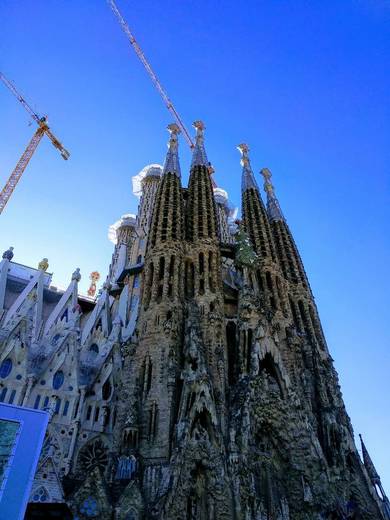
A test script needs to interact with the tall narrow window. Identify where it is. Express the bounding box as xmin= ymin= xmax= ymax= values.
xmin=146 ymin=358 xmax=153 ymax=393
xmin=208 ymin=251 xmax=215 ymax=292
xmin=144 ymin=262 xmax=154 ymax=309
xmin=102 ymin=379 xmax=112 ymax=400
xmin=158 ymin=257 xmax=165 ymax=280
xmin=199 ymin=252 xmax=204 ymax=274
xmin=298 ymin=300 xmax=310 ymax=337
xmin=43 ymin=396 xmax=49 ymax=409
xmin=34 ymin=395 xmax=41 ymax=409
xmin=226 ymin=322 xmax=238 ymax=385
xmin=148 ymin=402 xmax=158 ymax=440
xmin=86 ymin=405 xmax=92 ymax=420
xmin=247 ymin=329 xmax=253 ymax=373
xmin=0 ymin=388 xmax=7 ymax=402
xmin=8 ymin=390 xmax=16 ymax=404
xmin=63 ymin=400 xmax=70 ymax=416
xmin=73 ymin=399 xmax=79 ymax=419
xmin=289 ymin=297 xmax=301 ymax=333
xmin=54 ymin=399 xmax=61 ymax=415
